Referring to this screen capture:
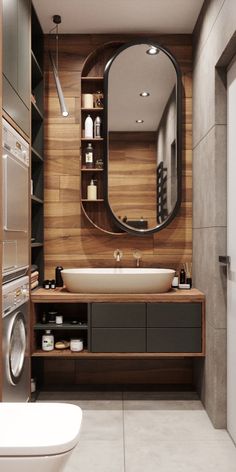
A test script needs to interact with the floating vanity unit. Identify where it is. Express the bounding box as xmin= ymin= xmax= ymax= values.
xmin=31 ymin=288 xmax=205 ymax=359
